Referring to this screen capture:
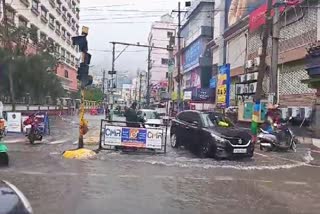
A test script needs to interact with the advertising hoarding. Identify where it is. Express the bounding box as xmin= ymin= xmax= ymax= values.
xmin=217 ymin=64 xmax=231 ymax=108
xmin=103 ymin=126 xmax=163 ymax=149
xmin=226 ymin=0 xmax=265 ymax=27
xmin=7 ymin=112 xmax=22 ymax=133
xmin=183 ymin=39 xmax=203 ymax=71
